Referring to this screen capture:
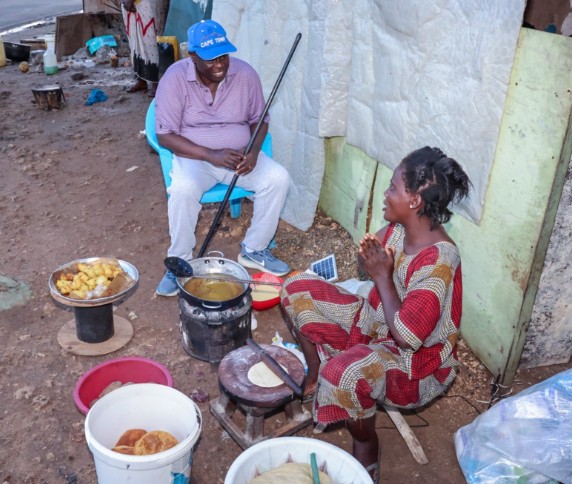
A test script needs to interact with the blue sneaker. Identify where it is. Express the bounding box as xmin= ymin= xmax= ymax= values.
xmin=238 ymin=243 xmax=291 ymax=276
xmin=155 ymin=270 xmax=179 ymax=297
